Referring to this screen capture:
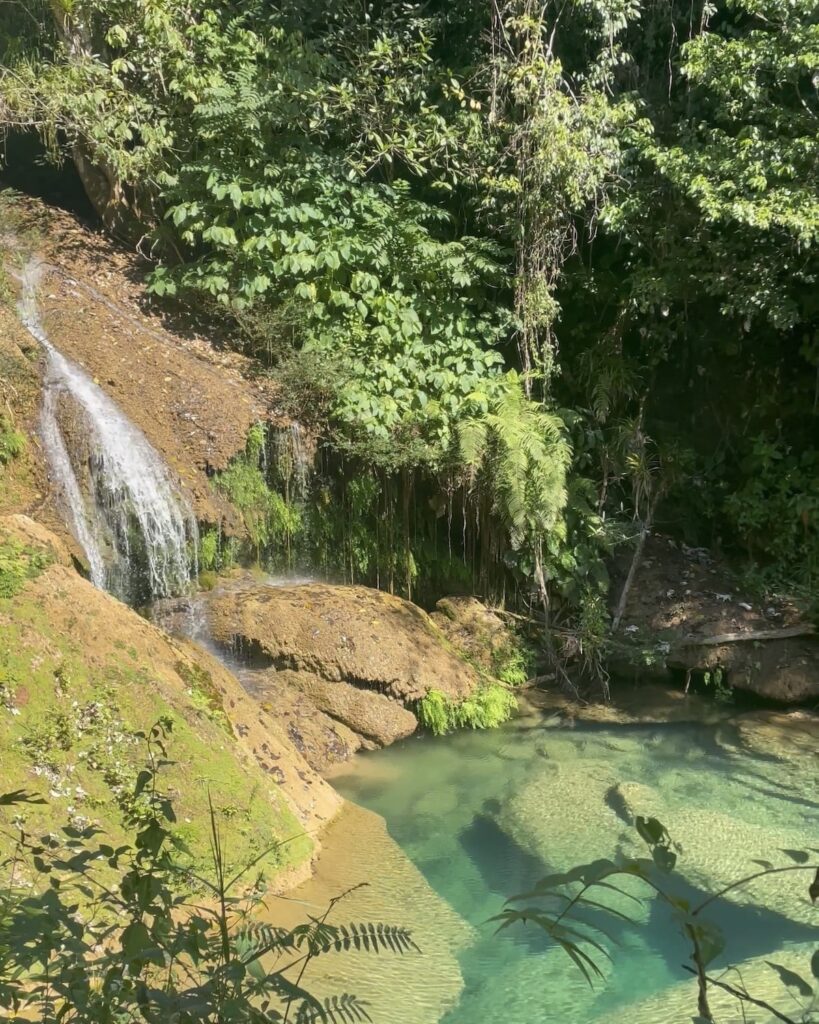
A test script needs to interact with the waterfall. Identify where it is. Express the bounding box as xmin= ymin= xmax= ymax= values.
xmin=19 ymin=261 xmax=198 ymax=604
xmin=271 ymin=422 xmax=311 ymax=501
